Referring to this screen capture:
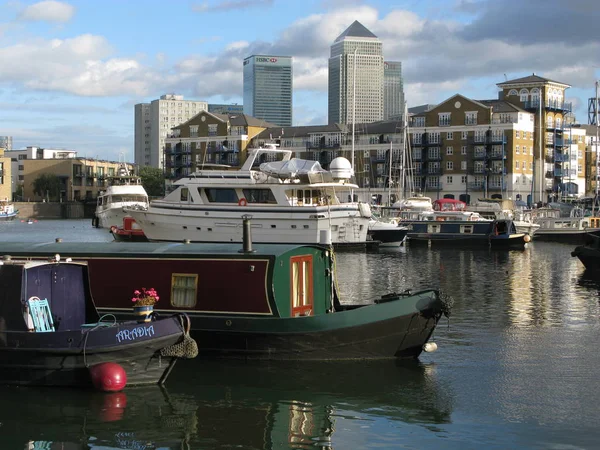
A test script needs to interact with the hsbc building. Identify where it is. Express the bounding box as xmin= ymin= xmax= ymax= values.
xmin=243 ymin=55 xmax=293 ymax=127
